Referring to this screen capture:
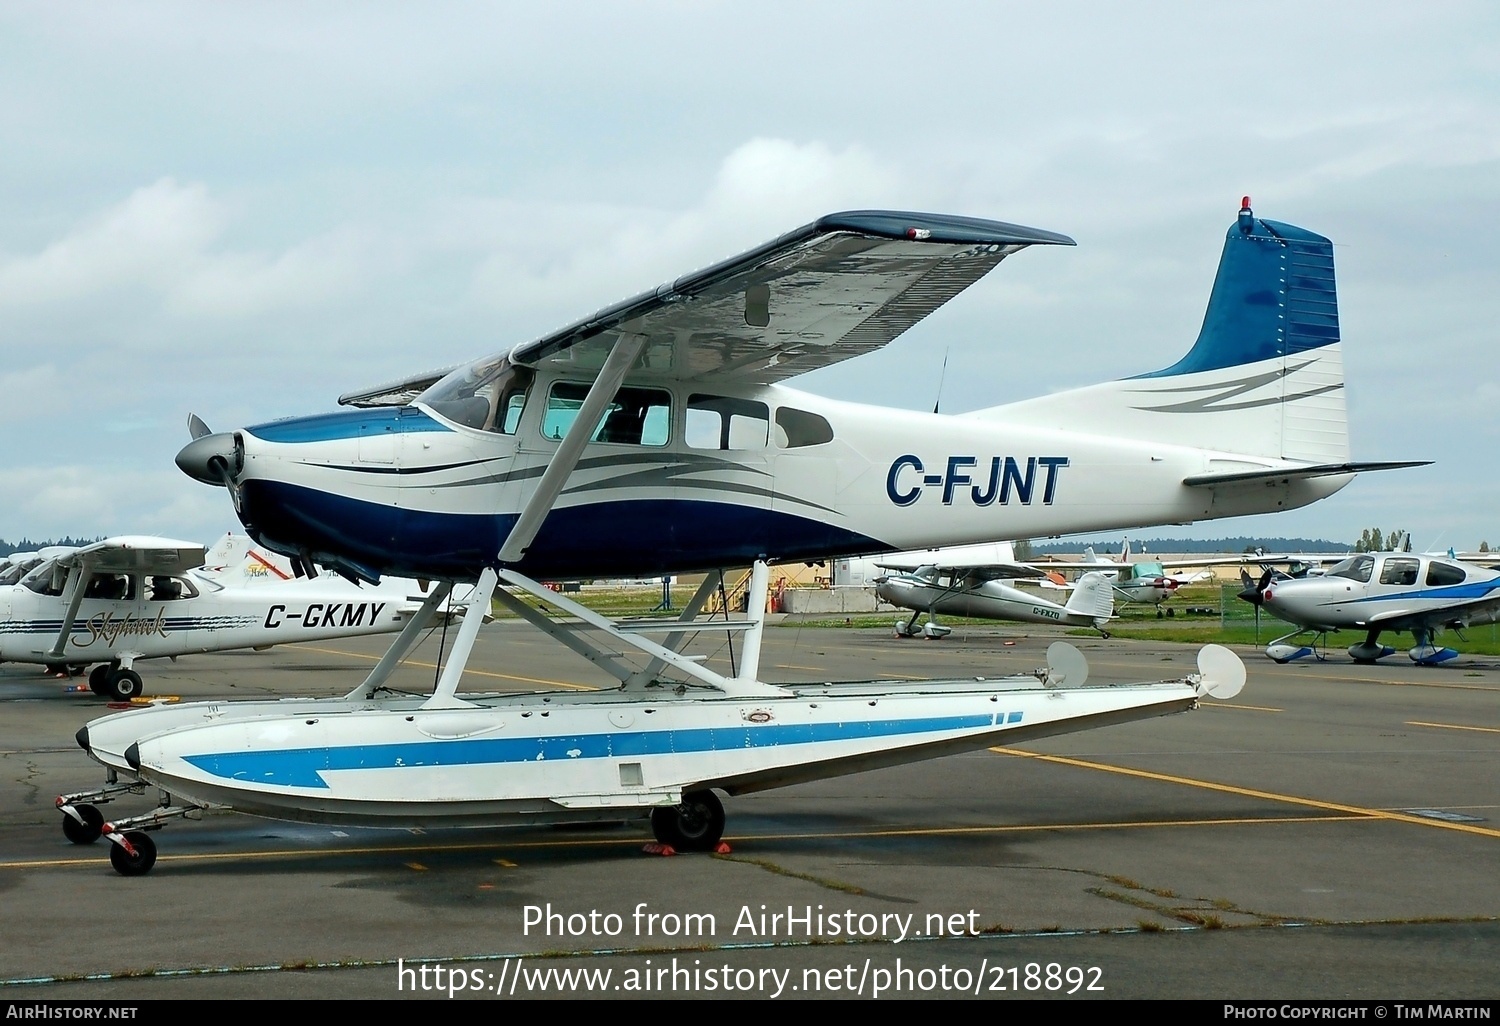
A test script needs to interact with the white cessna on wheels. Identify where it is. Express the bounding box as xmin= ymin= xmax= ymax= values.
xmin=3 ymin=535 xmax=451 ymax=701
xmin=66 ymin=201 xmax=1416 ymax=874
